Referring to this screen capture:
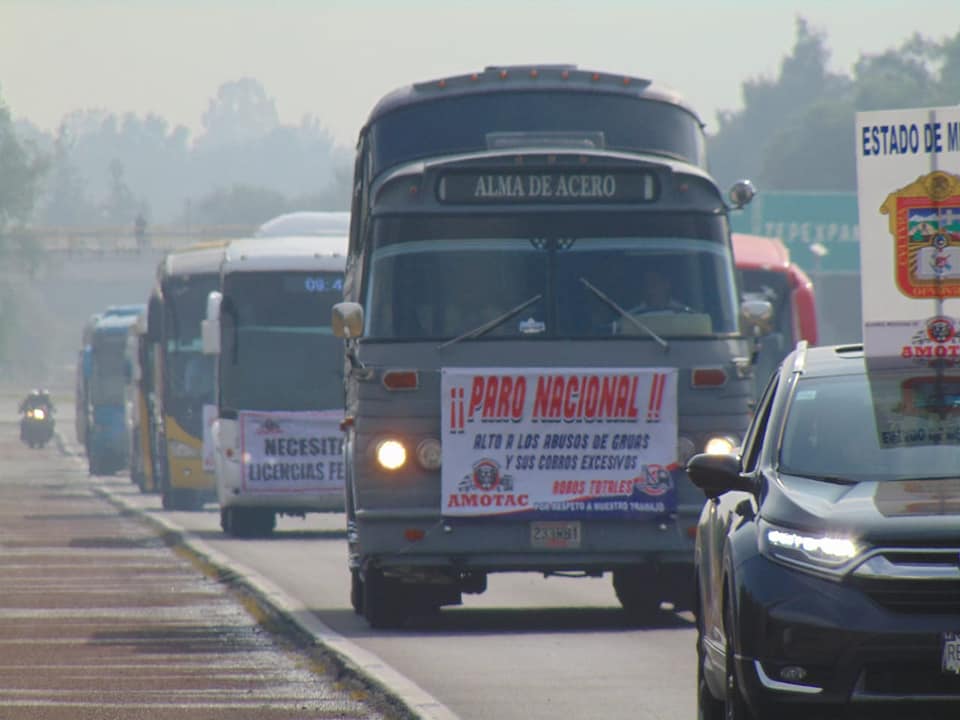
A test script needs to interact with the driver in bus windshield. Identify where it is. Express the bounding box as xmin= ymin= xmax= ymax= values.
xmin=630 ymin=268 xmax=692 ymax=314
